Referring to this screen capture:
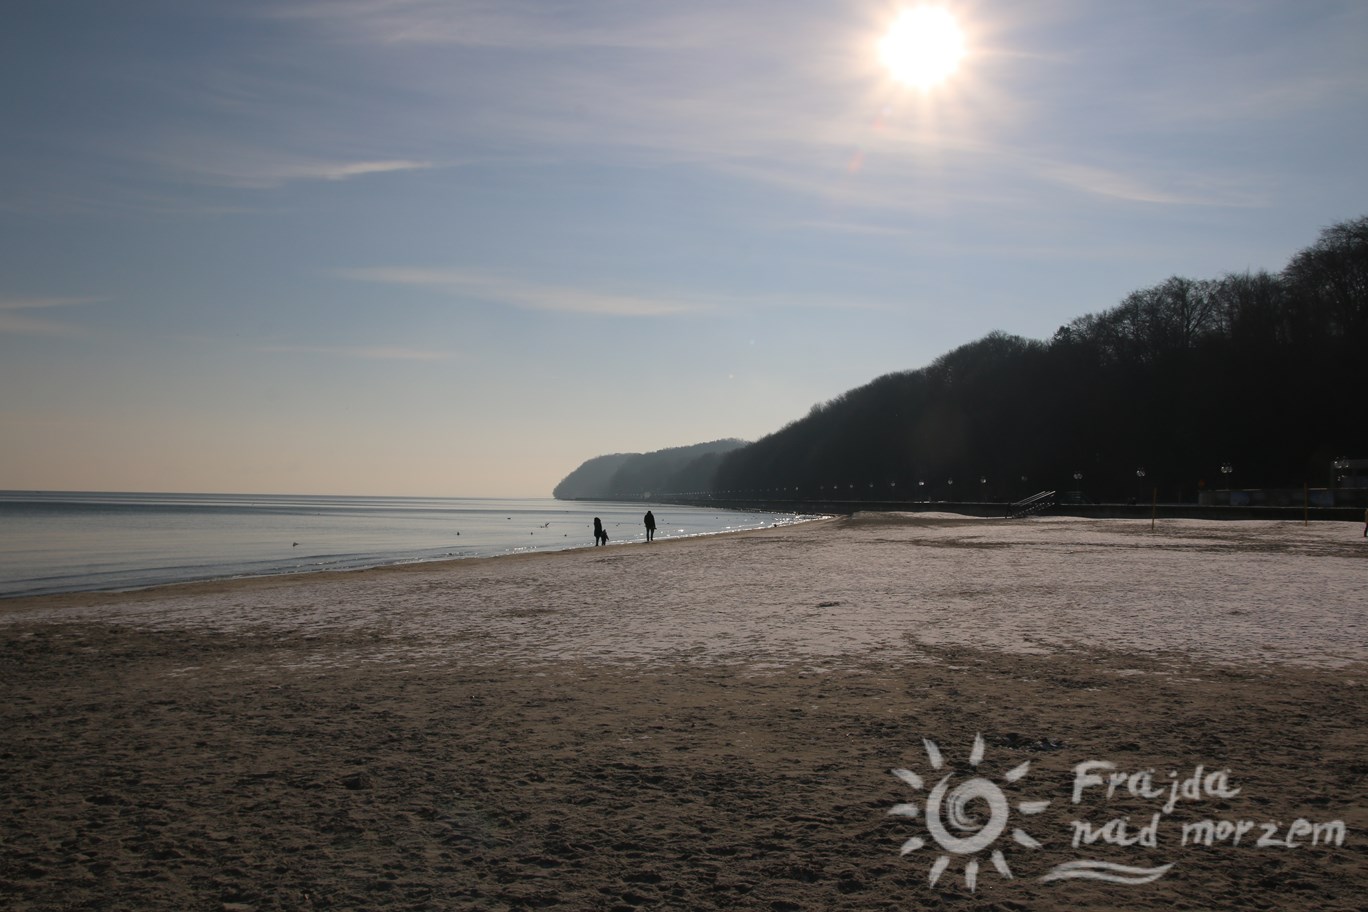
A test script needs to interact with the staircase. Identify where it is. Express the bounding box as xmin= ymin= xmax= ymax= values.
xmin=1008 ymin=490 xmax=1056 ymax=519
